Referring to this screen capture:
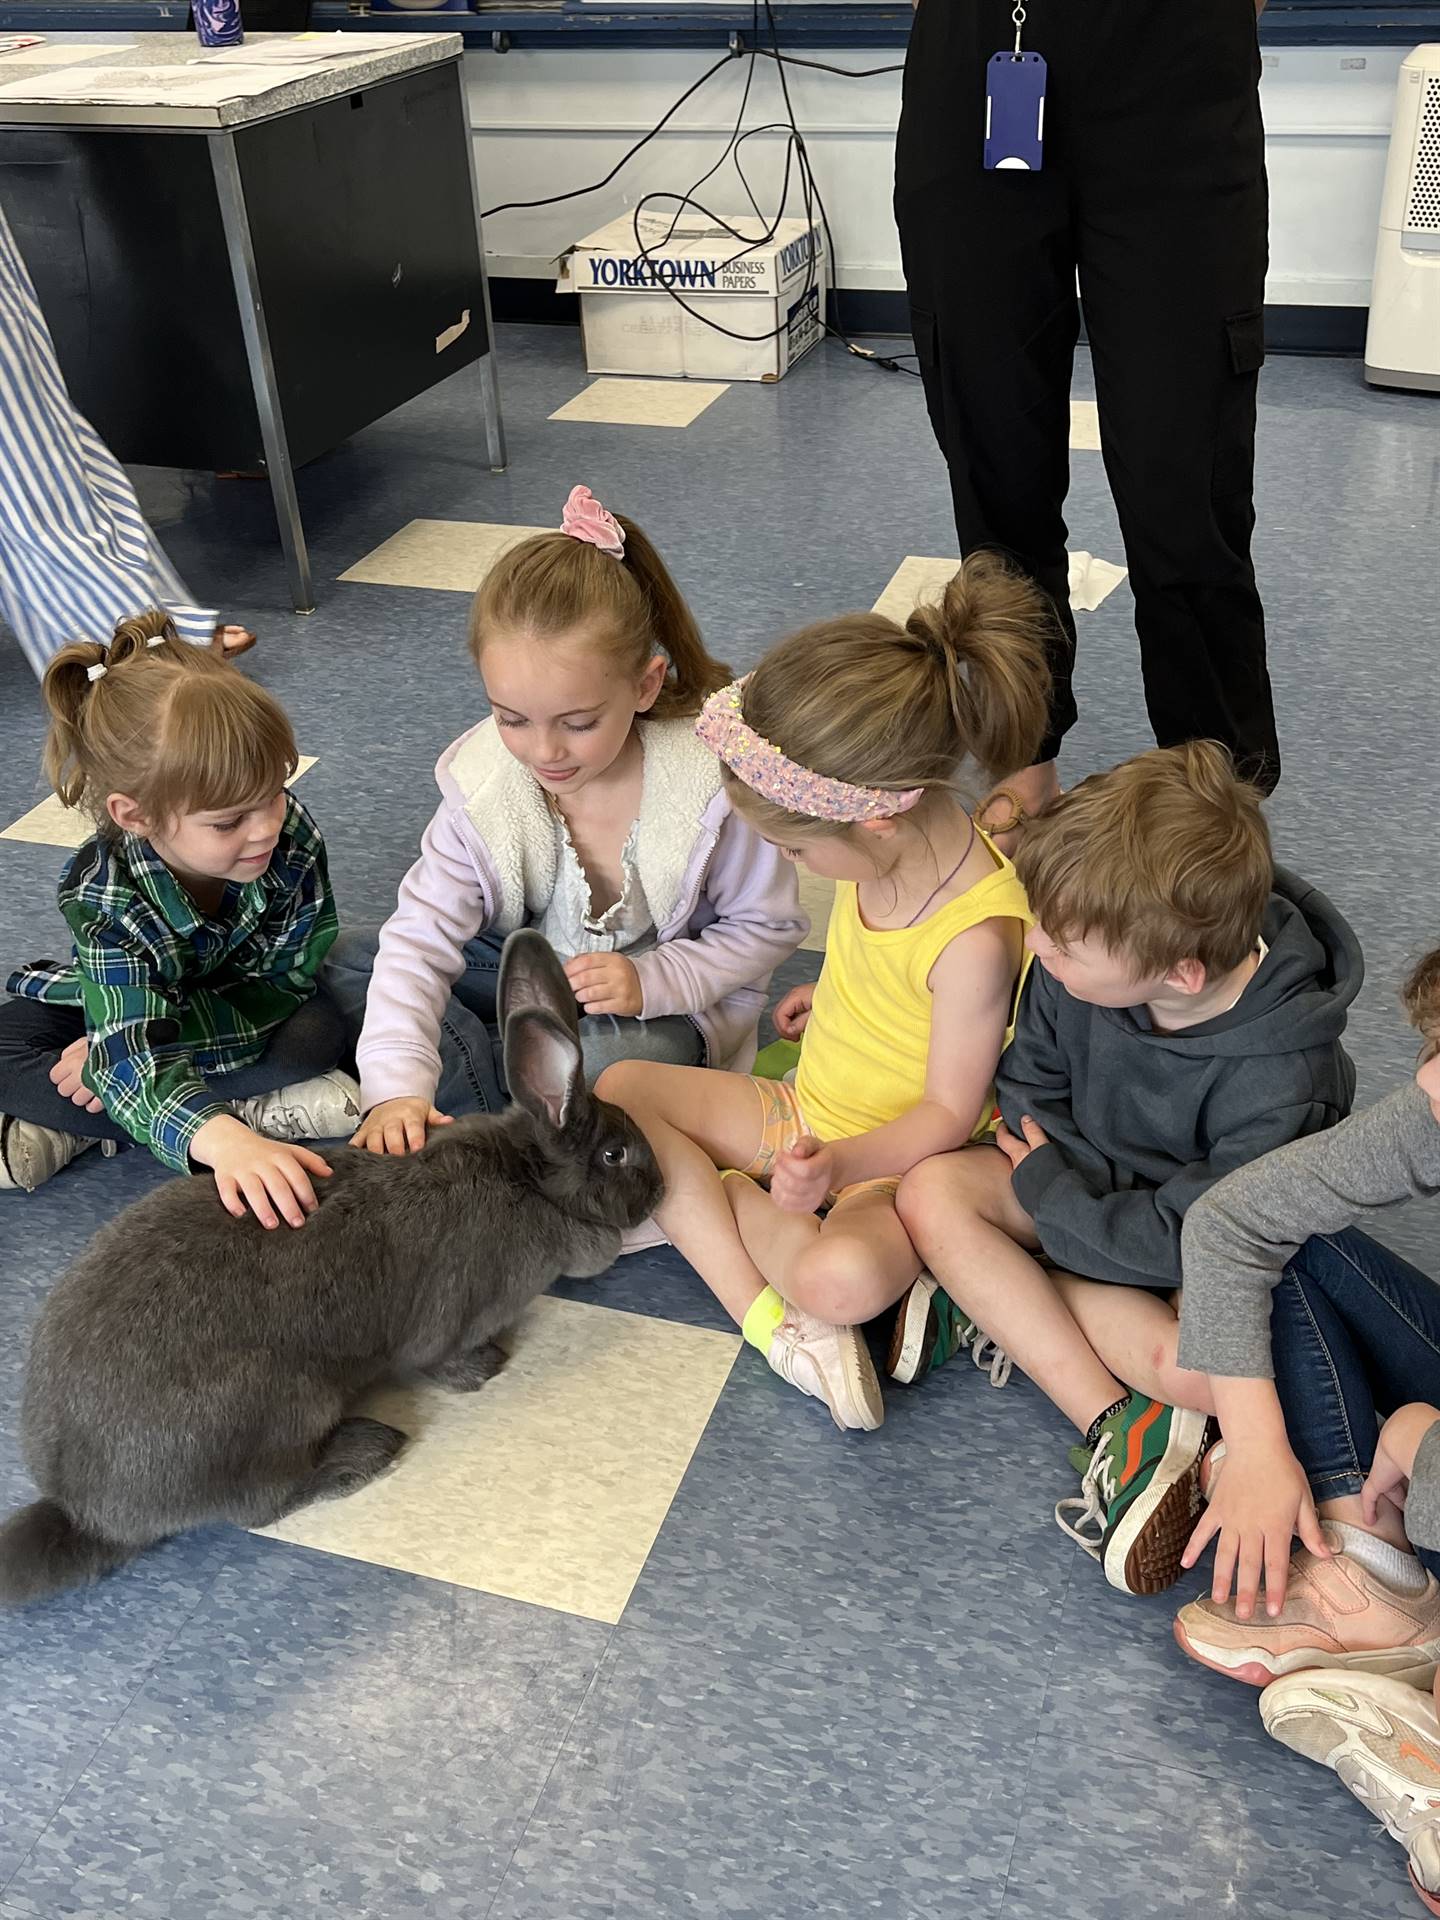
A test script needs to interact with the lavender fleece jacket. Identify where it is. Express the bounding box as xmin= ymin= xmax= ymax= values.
xmin=355 ymin=717 xmax=807 ymax=1110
